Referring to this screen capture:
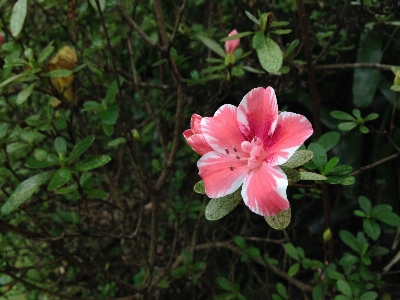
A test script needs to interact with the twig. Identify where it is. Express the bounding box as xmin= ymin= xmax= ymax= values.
xmin=390 ymin=92 xmax=399 ymax=136
xmin=296 ymin=0 xmax=335 ymax=261
xmin=170 ymin=0 xmax=188 ymax=46
xmin=314 ymin=63 xmax=398 ymax=71
xmin=351 ymin=152 xmax=400 ymax=176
